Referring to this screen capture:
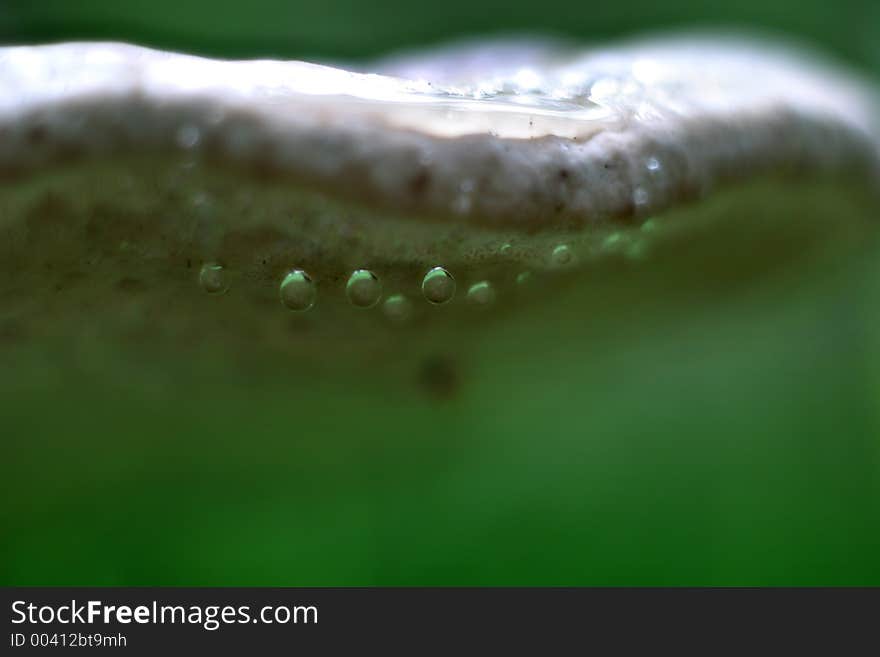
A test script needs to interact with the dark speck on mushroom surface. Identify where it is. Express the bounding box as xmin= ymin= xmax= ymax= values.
xmin=408 ymin=169 xmax=432 ymax=197
xmin=417 ymin=354 xmax=460 ymax=399
xmin=26 ymin=123 xmax=48 ymax=145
